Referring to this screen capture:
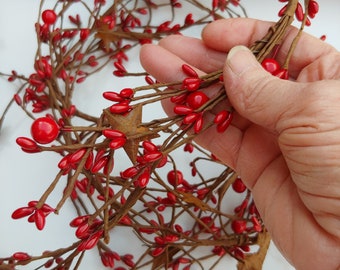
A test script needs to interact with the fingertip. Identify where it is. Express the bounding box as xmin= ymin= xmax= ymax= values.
xmin=139 ymin=43 xmax=156 ymax=64
xmin=224 ymin=45 xmax=260 ymax=82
